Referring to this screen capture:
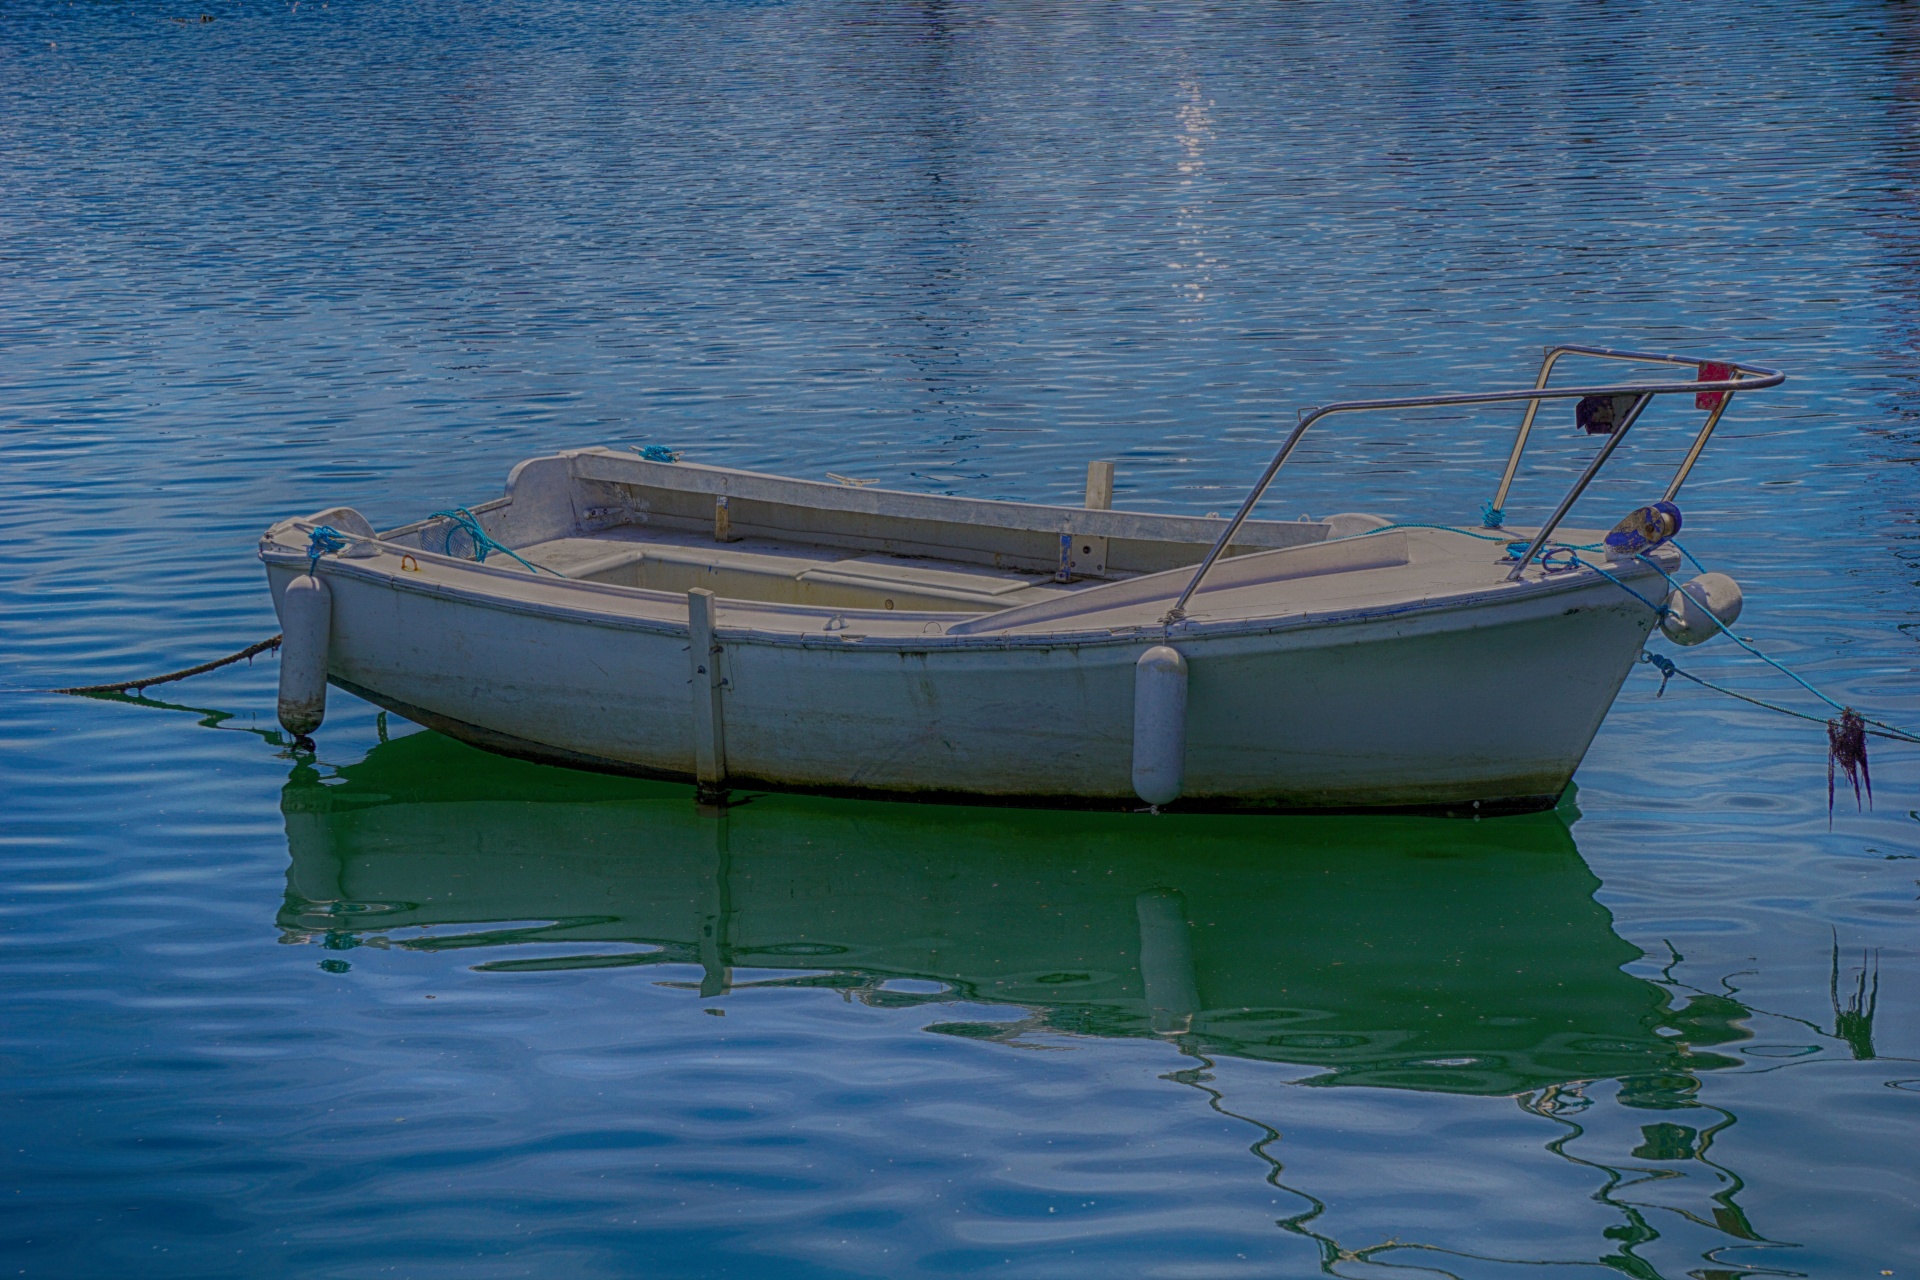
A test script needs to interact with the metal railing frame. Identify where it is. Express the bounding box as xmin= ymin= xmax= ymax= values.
xmin=1164 ymin=345 xmax=1785 ymax=622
